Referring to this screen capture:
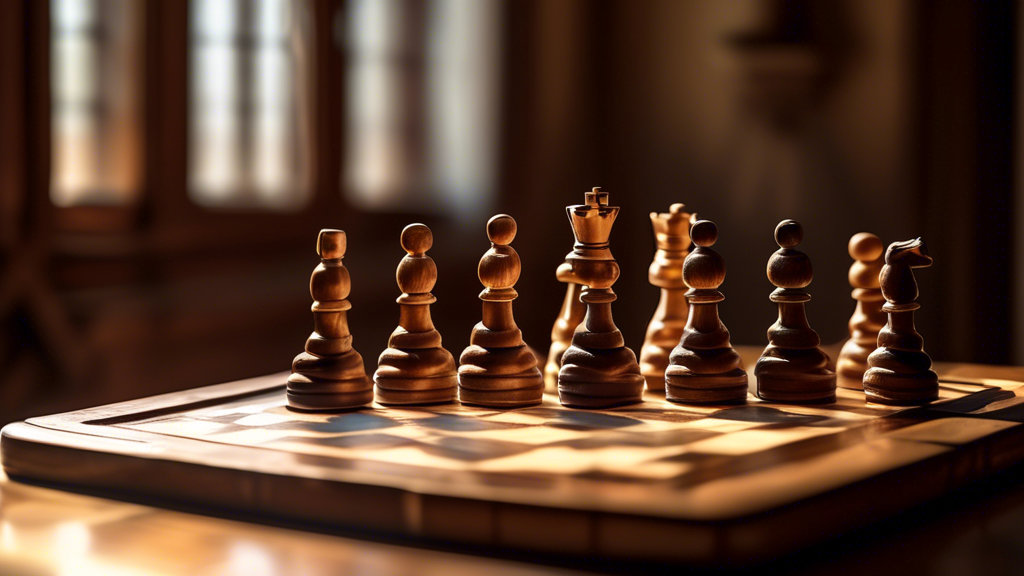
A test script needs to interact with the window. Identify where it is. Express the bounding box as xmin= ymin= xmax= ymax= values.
xmin=343 ymin=0 xmax=501 ymax=215
xmin=50 ymin=0 xmax=143 ymax=207
xmin=189 ymin=0 xmax=312 ymax=209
